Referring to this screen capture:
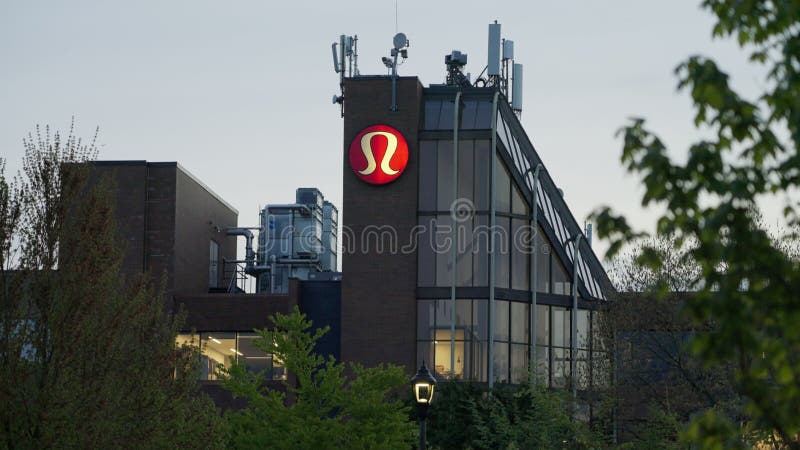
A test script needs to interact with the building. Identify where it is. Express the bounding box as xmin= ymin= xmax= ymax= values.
xmin=99 ymin=23 xmax=614 ymax=406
